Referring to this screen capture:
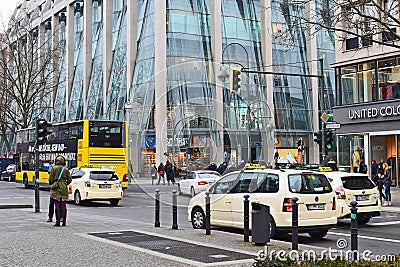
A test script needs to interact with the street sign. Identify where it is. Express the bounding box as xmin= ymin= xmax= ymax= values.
xmin=321 ymin=112 xmax=329 ymax=123
xmin=326 ymin=123 xmax=341 ymax=129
